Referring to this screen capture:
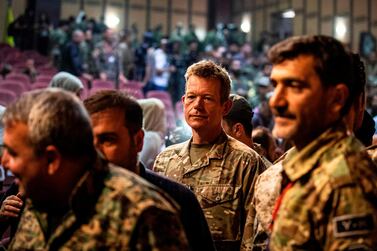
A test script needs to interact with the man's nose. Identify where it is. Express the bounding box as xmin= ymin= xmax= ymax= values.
xmin=269 ymin=84 xmax=287 ymax=110
xmin=193 ymin=97 xmax=204 ymax=109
